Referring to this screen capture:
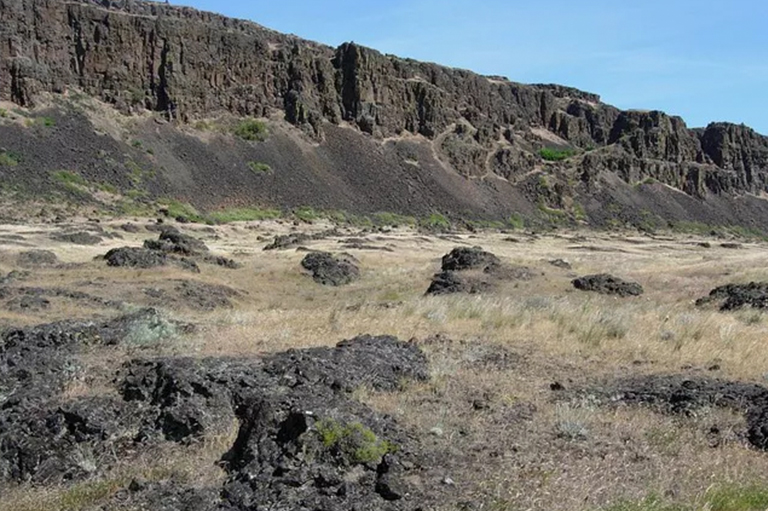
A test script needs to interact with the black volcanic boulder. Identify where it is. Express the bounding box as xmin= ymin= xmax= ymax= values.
xmin=301 ymin=251 xmax=360 ymax=286
xmin=426 ymin=270 xmax=491 ymax=295
xmin=104 ymin=247 xmax=168 ymax=268
xmin=144 ymin=229 xmax=209 ymax=256
xmin=572 ymin=274 xmax=643 ymax=297
xmin=426 ymin=247 xmax=533 ymax=295
xmin=696 ymin=282 xmax=768 ymax=311
xmin=441 ymin=246 xmax=500 ymax=272
xmin=264 ymin=232 xmax=312 ymax=251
